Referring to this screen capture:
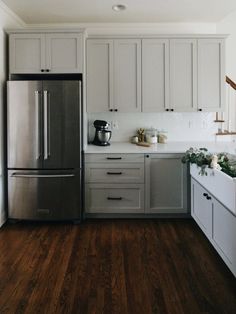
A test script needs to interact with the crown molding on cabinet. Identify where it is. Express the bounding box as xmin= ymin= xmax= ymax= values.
xmin=87 ymin=34 xmax=228 ymax=39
